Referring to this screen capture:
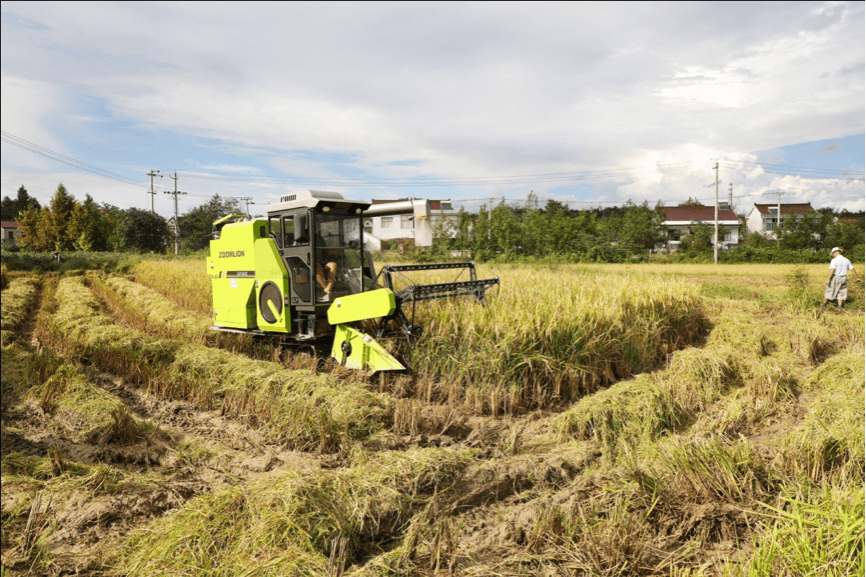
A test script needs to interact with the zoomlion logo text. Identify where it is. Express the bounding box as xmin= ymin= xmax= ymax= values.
xmin=218 ymin=250 xmax=245 ymax=258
